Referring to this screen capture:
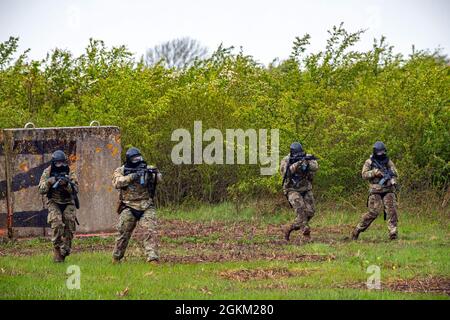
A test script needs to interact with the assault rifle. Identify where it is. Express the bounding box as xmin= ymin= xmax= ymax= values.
xmin=371 ymin=158 xmax=398 ymax=221
xmin=371 ymin=158 xmax=397 ymax=186
xmin=124 ymin=162 xmax=159 ymax=198
xmin=51 ymin=172 xmax=80 ymax=225
xmin=281 ymin=154 xmax=318 ymax=187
